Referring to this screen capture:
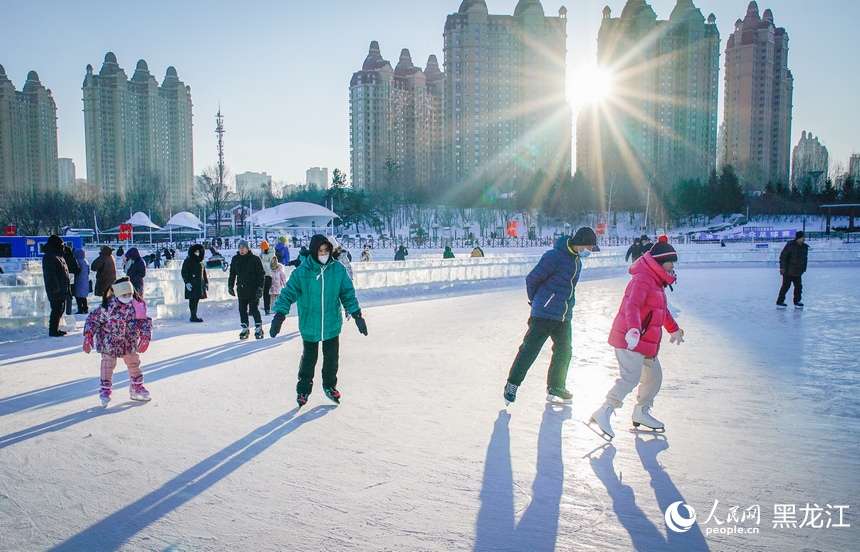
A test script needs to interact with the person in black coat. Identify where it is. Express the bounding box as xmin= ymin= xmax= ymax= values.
xmin=777 ymin=231 xmax=810 ymax=308
xmin=62 ymin=244 xmax=81 ymax=315
xmin=228 ymin=239 xmax=265 ymax=338
xmin=394 ymin=245 xmax=409 ymax=261
xmin=42 ymin=235 xmax=71 ymax=337
xmin=625 ymin=237 xmax=642 ymax=263
xmin=124 ymin=247 xmax=146 ymax=297
xmin=639 ymin=235 xmax=653 ymax=255
xmin=181 ymin=244 xmax=208 ymax=322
